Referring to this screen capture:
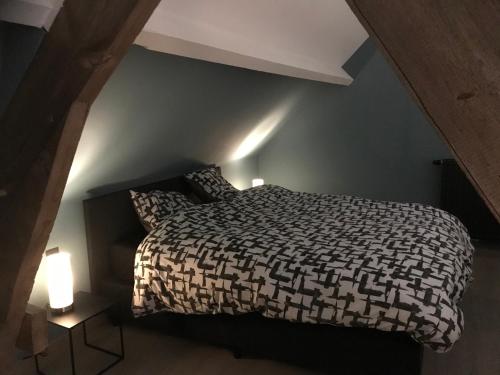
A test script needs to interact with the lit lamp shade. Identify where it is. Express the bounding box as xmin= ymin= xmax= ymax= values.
xmin=252 ymin=178 xmax=264 ymax=187
xmin=46 ymin=248 xmax=74 ymax=314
